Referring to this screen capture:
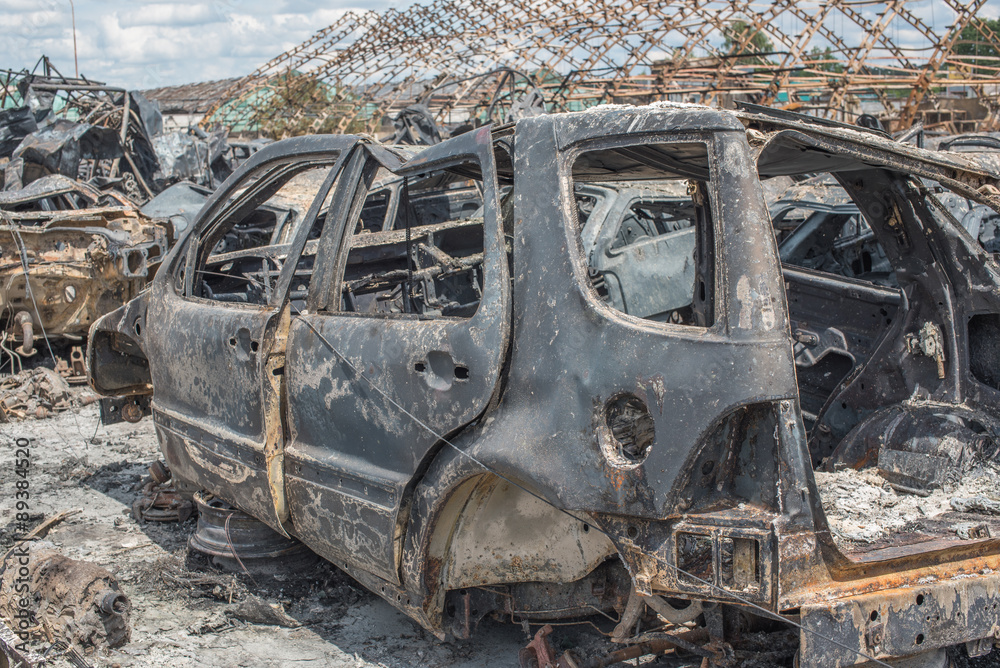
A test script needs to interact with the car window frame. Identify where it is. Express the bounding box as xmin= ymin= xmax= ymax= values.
xmin=178 ymin=152 xmax=349 ymax=309
xmin=560 ymin=132 xmax=724 ymax=334
xmin=309 ymin=142 xmax=499 ymax=321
